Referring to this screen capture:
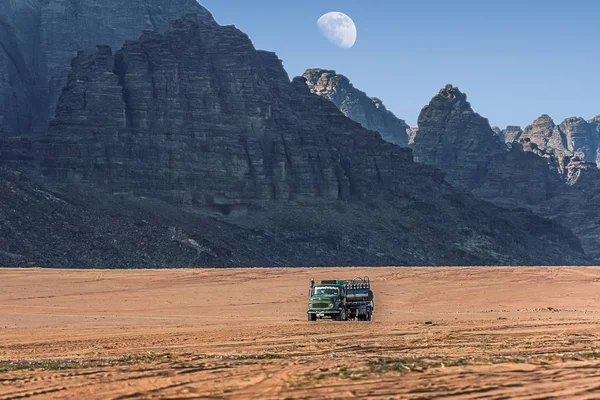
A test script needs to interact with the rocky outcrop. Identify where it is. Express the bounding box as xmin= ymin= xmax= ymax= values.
xmin=302 ymin=69 xmax=410 ymax=146
xmin=411 ymin=85 xmax=507 ymax=190
xmin=407 ymin=127 xmax=419 ymax=145
xmin=505 ymin=115 xmax=600 ymax=166
xmin=0 ymin=0 xmax=213 ymax=135
xmin=559 ymin=117 xmax=599 ymax=163
xmin=24 ymin=16 xmax=589 ymax=266
xmin=411 ymin=85 xmax=600 ymax=262
xmin=493 ymin=126 xmax=523 ymax=146
xmin=519 ymin=115 xmax=569 ymax=157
